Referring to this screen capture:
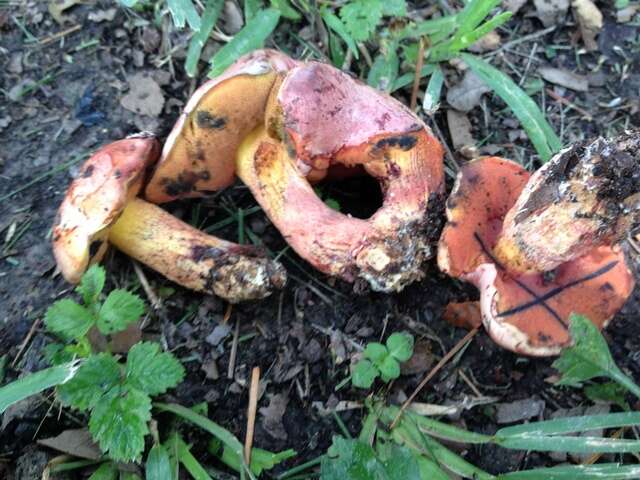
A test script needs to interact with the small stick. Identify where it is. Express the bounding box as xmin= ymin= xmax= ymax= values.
xmin=245 ymin=366 xmax=260 ymax=464
xmin=410 ymin=37 xmax=426 ymax=111
xmin=227 ymin=318 xmax=240 ymax=379
xmin=12 ymin=317 xmax=41 ymax=368
xmin=38 ymin=24 xmax=81 ymax=45
xmin=391 ymin=326 xmax=479 ymax=428
xmin=545 ymin=88 xmax=593 ymax=121
xmin=132 ymin=261 xmax=161 ymax=310
xmin=458 ymin=368 xmax=483 ymax=397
